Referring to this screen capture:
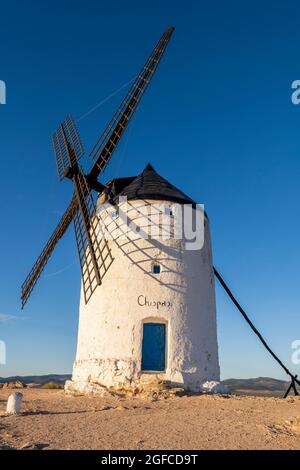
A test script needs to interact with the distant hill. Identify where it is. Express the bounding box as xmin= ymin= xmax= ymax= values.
xmin=222 ymin=377 xmax=295 ymax=397
xmin=223 ymin=377 xmax=289 ymax=391
xmin=0 ymin=375 xmax=297 ymax=396
xmin=0 ymin=374 xmax=71 ymax=385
